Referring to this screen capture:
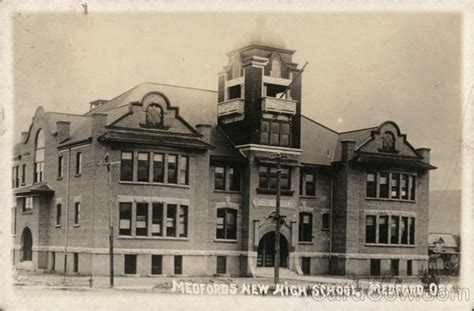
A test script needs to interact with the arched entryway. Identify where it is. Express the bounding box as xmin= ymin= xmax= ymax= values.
xmin=21 ymin=227 xmax=33 ymax=261
xmin=257 ymin=232 xmax=289 ymax=268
